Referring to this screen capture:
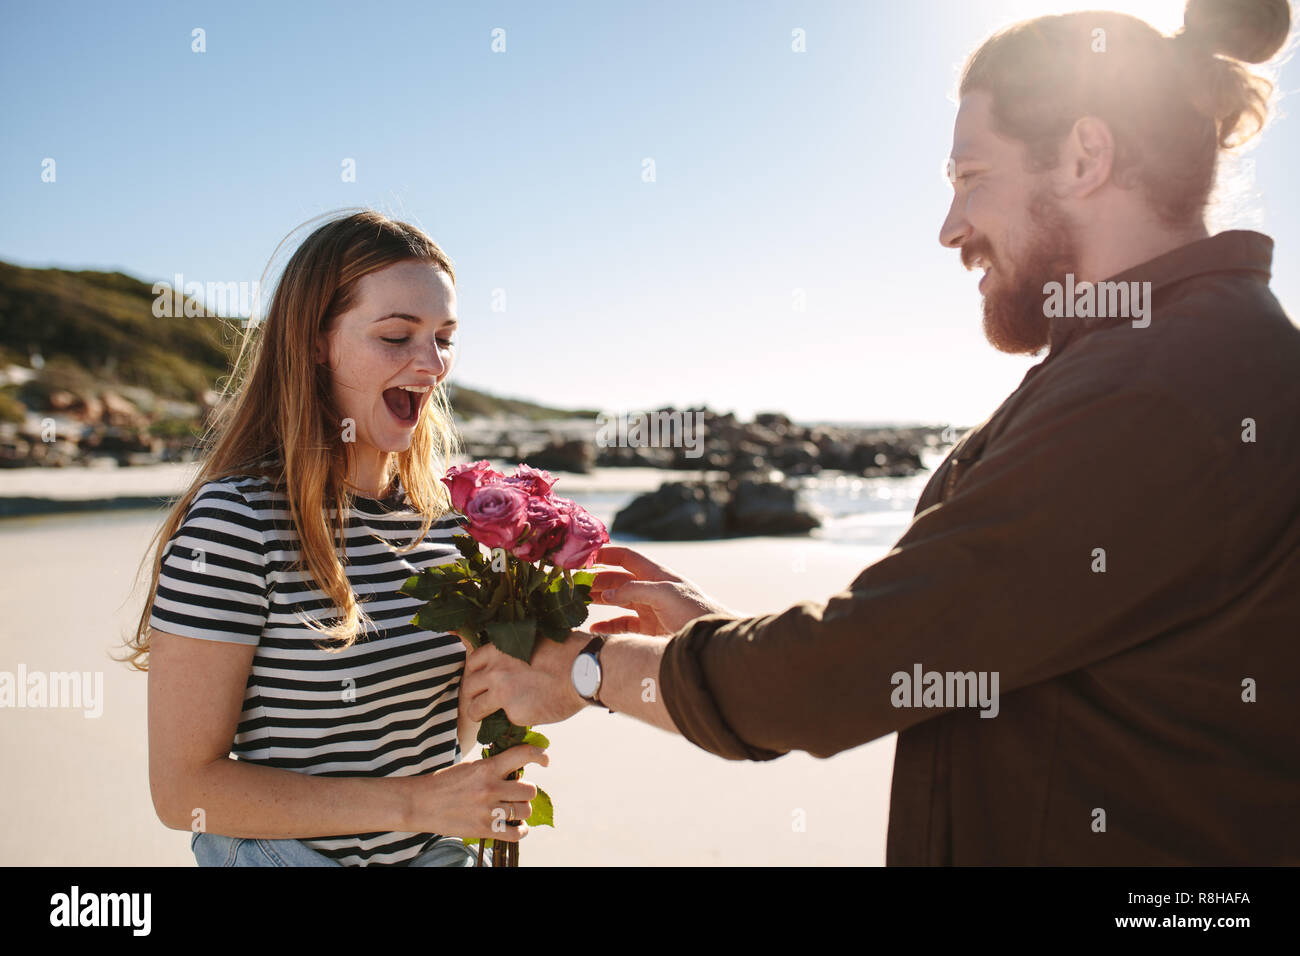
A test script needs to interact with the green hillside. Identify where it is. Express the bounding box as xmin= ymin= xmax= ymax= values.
xmin=0 ymin=261 xmax=588 ymax=420
xmin=0 ymin=261 xmax=235 ymax=400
